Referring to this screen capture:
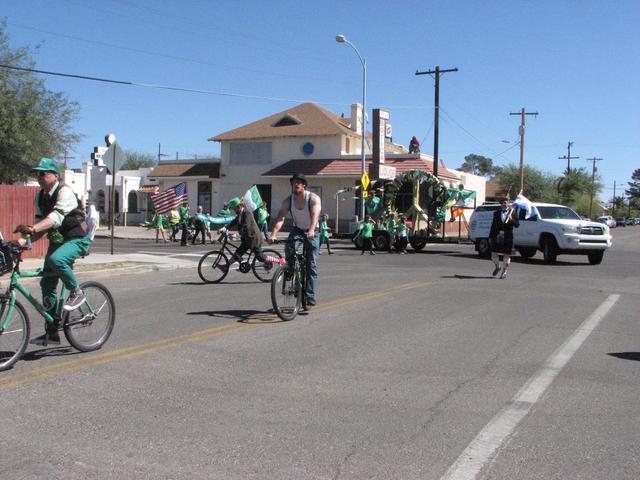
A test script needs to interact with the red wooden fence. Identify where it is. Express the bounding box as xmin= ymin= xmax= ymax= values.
xmin=0 ymin=185 xmax=48 ymax=258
